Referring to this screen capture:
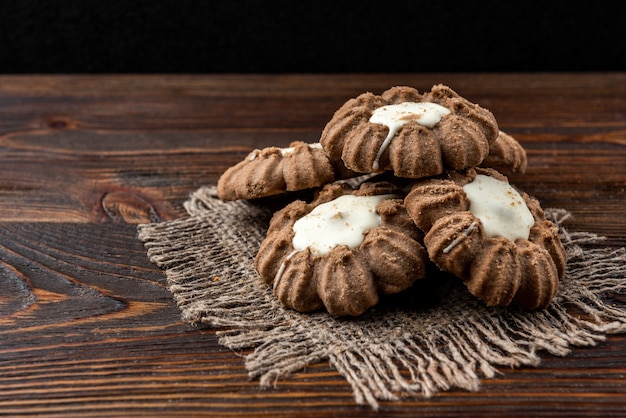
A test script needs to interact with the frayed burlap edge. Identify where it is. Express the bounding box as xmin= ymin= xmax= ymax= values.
xmin=138 ymin=186 xmax=626 ymax=409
